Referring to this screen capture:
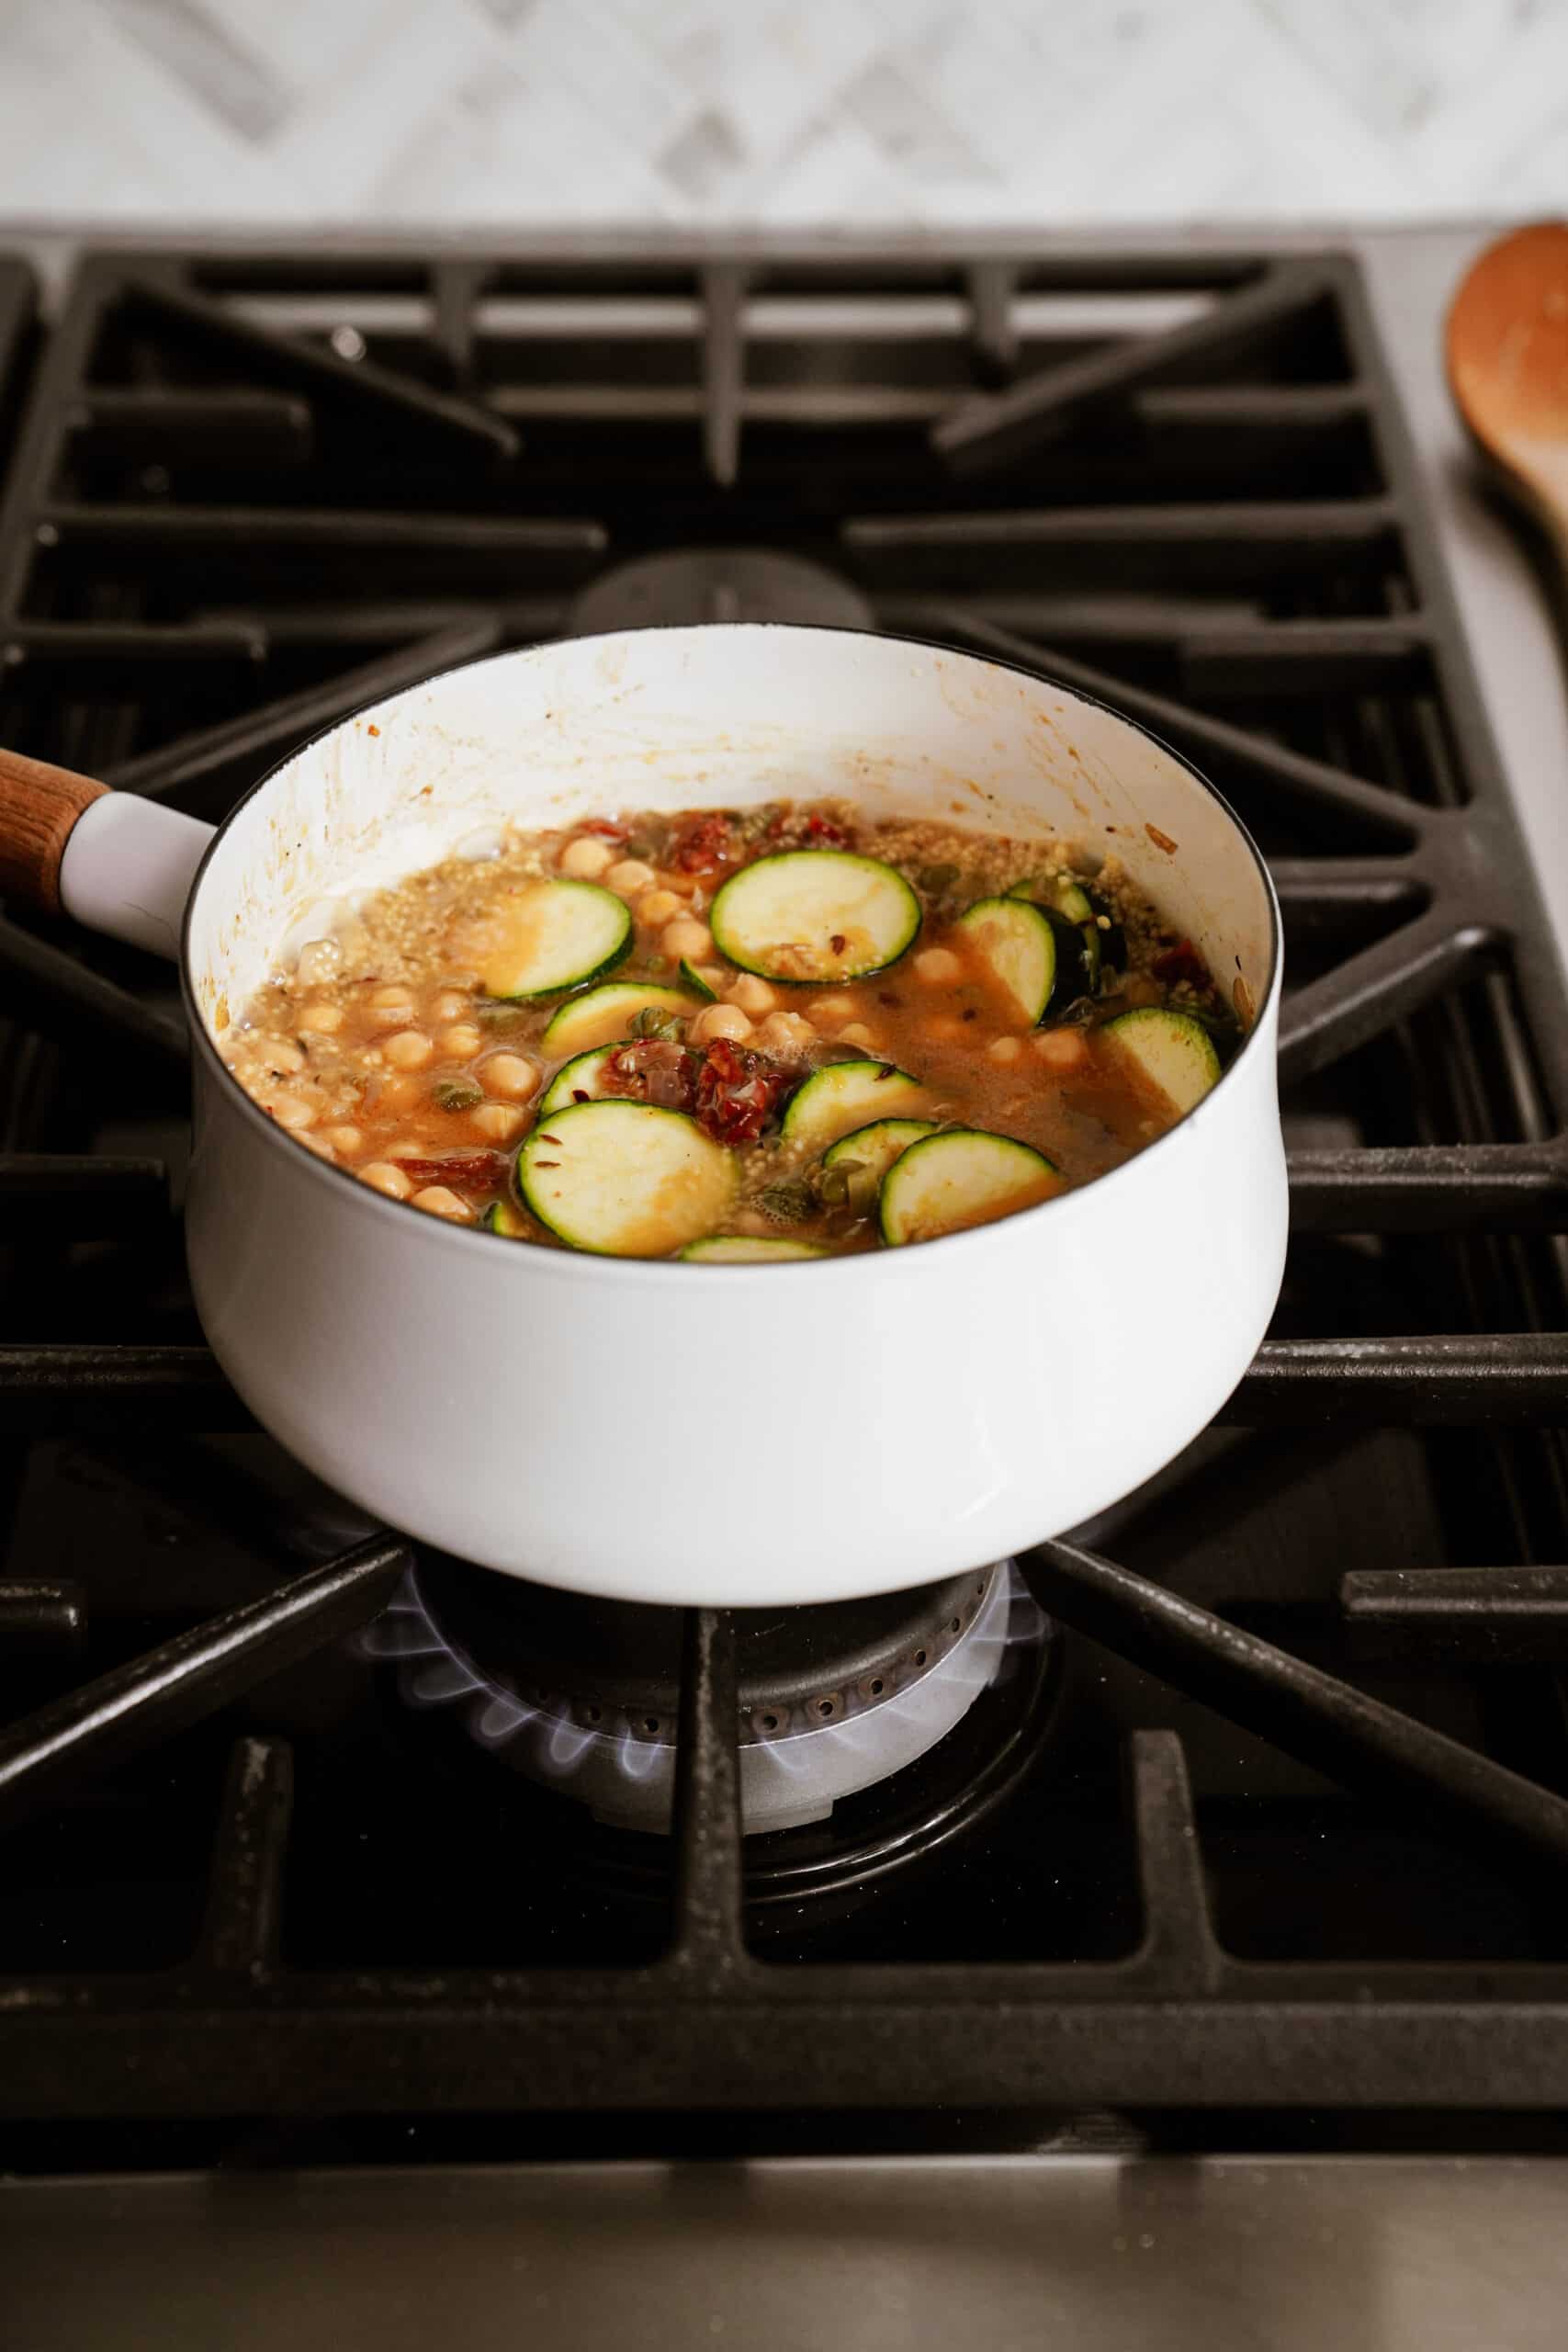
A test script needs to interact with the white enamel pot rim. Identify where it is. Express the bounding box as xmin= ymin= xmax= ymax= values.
xmin=116 ymin=621 xmax=1287 ymax=1607
xmin=176 ymin=626 xmax=1281 ymax=1283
